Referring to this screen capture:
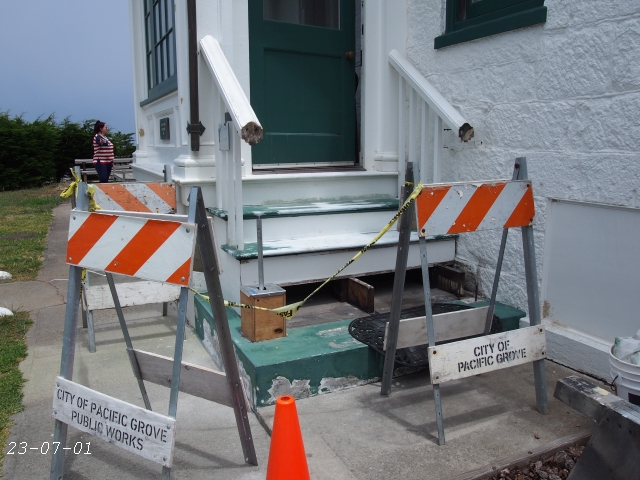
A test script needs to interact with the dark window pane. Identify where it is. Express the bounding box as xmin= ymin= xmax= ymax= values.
xmin=144 ymin=0 xmax=177 ymax=95
xmin=167 ymin=0 xmax=174 ymax=30
xmin=154 ymin=2 xmax=160 ymax=43
xmin=168 ymin=32 xmax=175 ymax=76
xmin=264 ymin=0 xmax=340 ymax=29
